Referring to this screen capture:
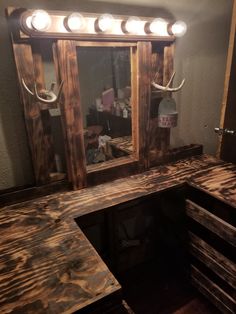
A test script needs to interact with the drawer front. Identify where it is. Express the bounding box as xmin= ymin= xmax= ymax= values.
xmin=189 ymin=232 xmax=236 ymax=289
xmin=186 ymin=199 xmax=236 ymax=247
xmin=191 ymin=265 xmax=236 ymax=314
